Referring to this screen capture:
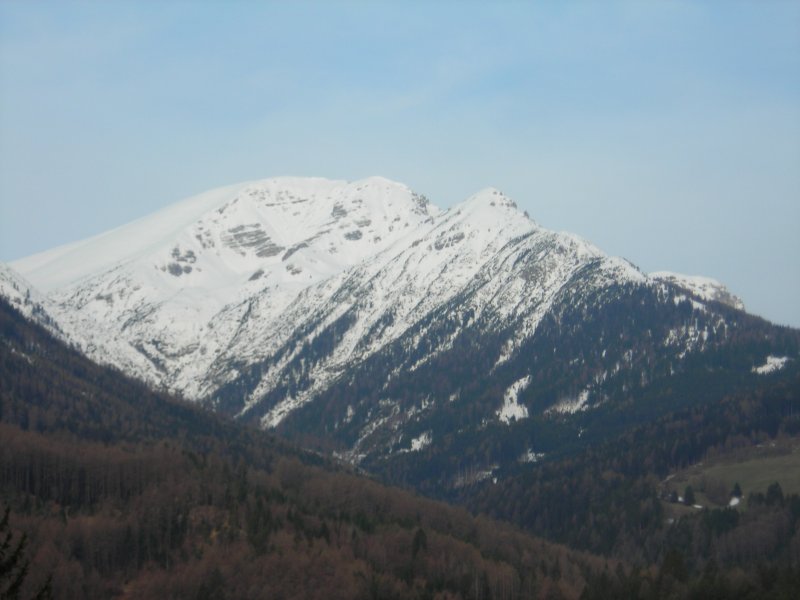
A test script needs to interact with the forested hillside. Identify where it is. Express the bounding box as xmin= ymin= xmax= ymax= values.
xmin=458 ymin=371 xmax=800 ymax=597
xmin=339 ymin=283 xmax=800 ymax=498
xmin=0 ymin=297 xmax=592 ymax=599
